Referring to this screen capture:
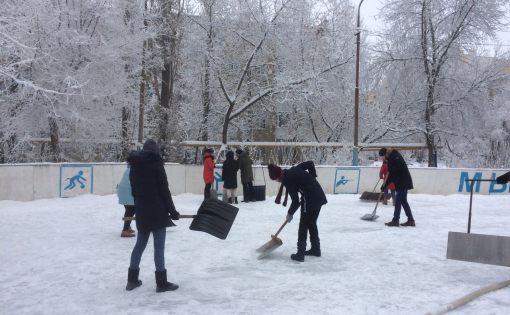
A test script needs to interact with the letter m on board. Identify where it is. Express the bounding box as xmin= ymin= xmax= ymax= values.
xmin=458 ymin=172 xmax=482 ymax=193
